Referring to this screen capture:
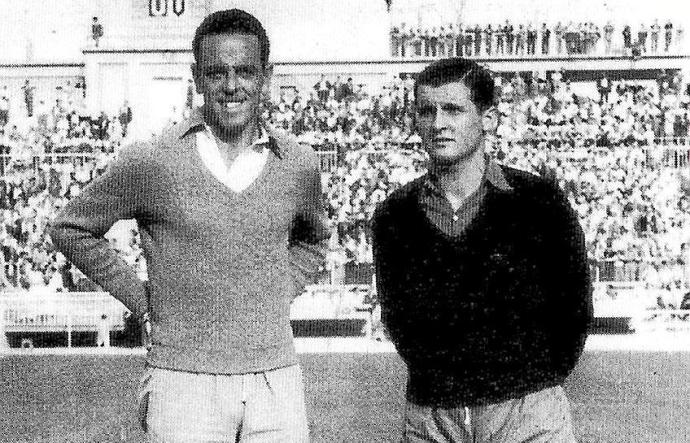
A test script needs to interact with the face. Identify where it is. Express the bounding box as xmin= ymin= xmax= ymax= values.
xmin=192 ymin=33 xmax=270 ymax=138
xmin=415 ymin=81 xmax=490 ymax=166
